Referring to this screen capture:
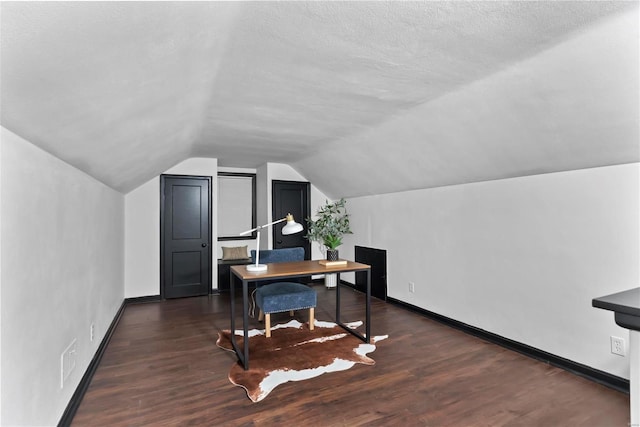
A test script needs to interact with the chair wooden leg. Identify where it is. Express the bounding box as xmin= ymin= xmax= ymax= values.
xmin=309 ymin=307 xmax=315 ymax=331
xmin=265 ymin=313 xmax=271 ymax=338
xmin=258 ymin=310 xmax=264 ymax=322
